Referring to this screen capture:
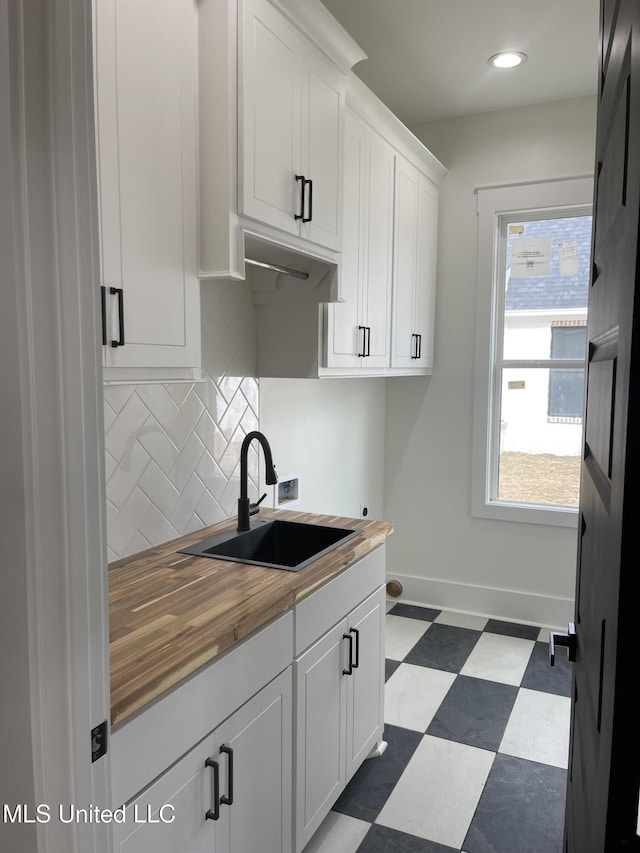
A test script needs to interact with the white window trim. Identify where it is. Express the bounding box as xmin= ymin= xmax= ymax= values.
xmin=472 ymin=176 xmax=594 ymax=527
